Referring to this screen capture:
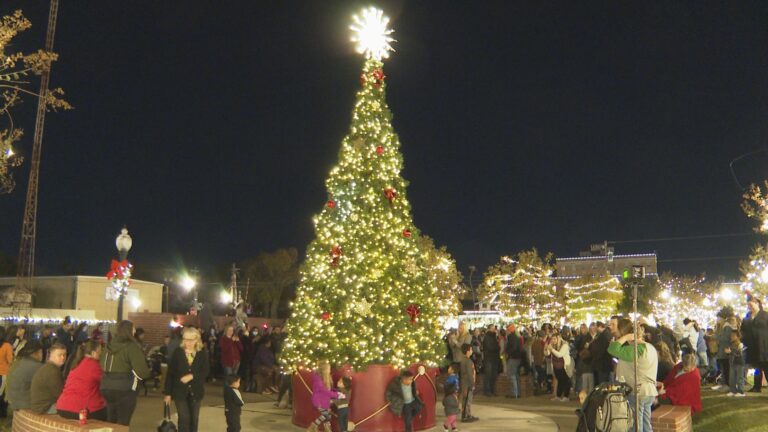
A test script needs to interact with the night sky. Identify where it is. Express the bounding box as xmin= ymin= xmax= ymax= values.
xmin=2 ymin=1 xmax=768 ymax=282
